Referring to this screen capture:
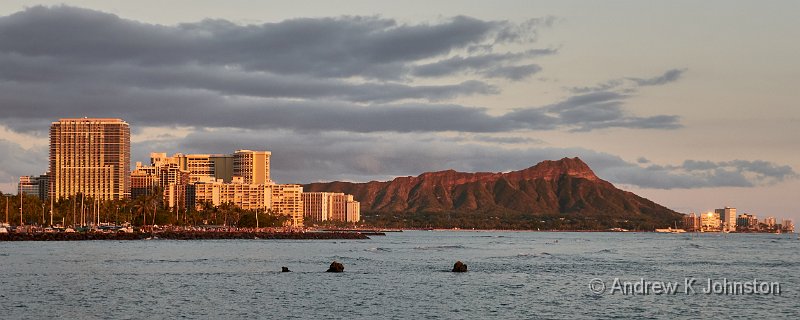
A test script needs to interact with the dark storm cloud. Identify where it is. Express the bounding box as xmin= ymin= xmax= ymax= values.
xmin=0 ymin=80 xmax=680 ymax=134
xmin=0 ymin=6 xmax=540 ymax=79
xmin=0 ymin=54 xmax=499 ymax=103
xmin=137 ymin=129 xmax=796 ymax=189
xmin=0 ymin=6 xmax=681 ymax=135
